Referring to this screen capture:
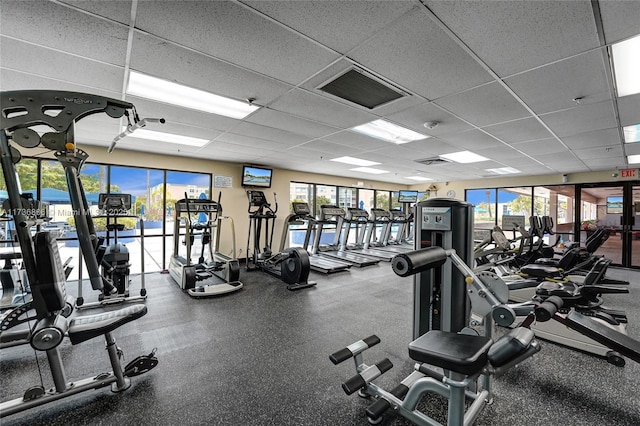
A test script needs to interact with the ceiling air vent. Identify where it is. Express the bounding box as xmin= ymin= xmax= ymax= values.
xmin=318 ymin=68 xmax=404 ymax=109
xmin=415 ymin=157 xmax=452 ymax=166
